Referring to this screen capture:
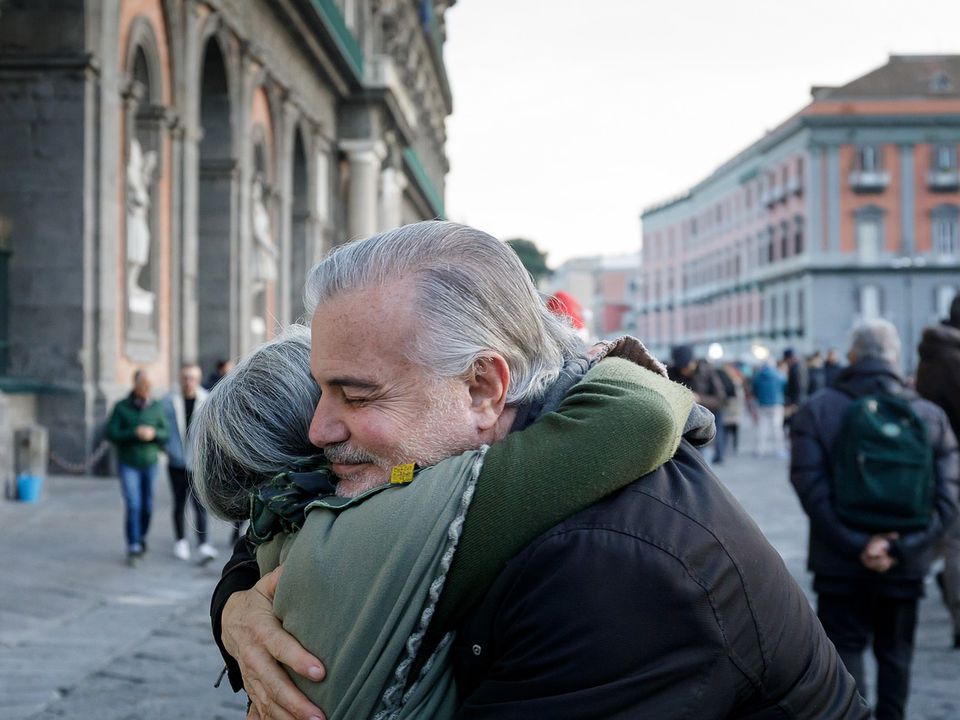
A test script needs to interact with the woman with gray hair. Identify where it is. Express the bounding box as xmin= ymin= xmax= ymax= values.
xmin=192 ymin=324 xmax=699 ymax=719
